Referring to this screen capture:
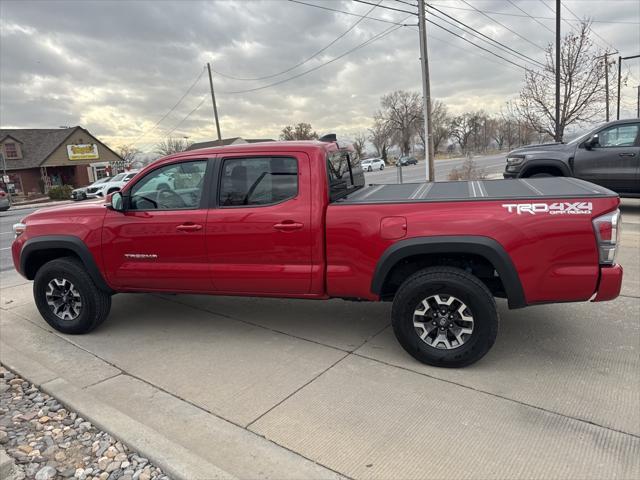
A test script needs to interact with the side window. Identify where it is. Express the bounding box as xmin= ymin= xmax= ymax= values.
xmin=129 ymin=161 xmax=207 ymax=210
xmin=598 ymin=124 xmax=639 ymax=147
xmin=327 ymin=150 xmax=364 ymax=201
xmin=219 ymin=157 xmax=298 ymax=207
